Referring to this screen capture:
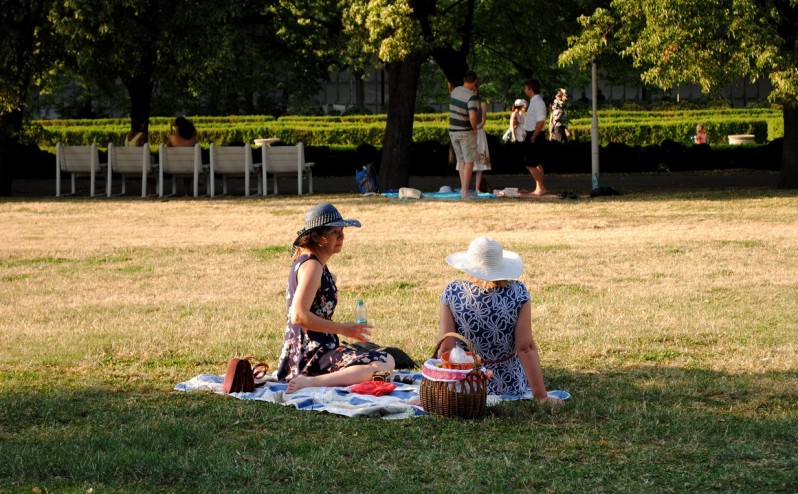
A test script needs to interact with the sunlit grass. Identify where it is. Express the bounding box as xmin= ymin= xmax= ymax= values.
xmin=1 ymin=191 xmax=797 ymax=492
